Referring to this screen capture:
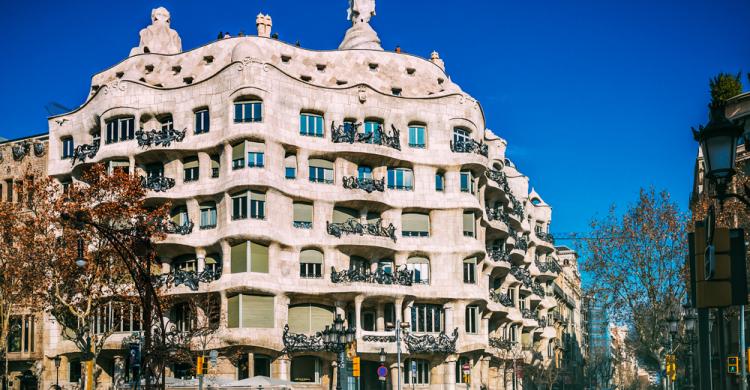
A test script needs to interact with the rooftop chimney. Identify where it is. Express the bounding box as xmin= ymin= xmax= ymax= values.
xmin=256 ymin=13 xmax=272 ymax=38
